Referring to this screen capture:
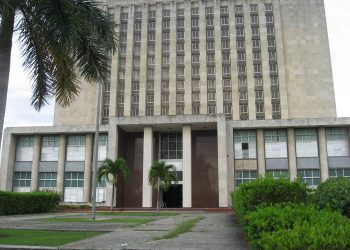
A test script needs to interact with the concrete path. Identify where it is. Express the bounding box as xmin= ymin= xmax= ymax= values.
xmin=0 ymin=212 xmax=250 ymax=250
